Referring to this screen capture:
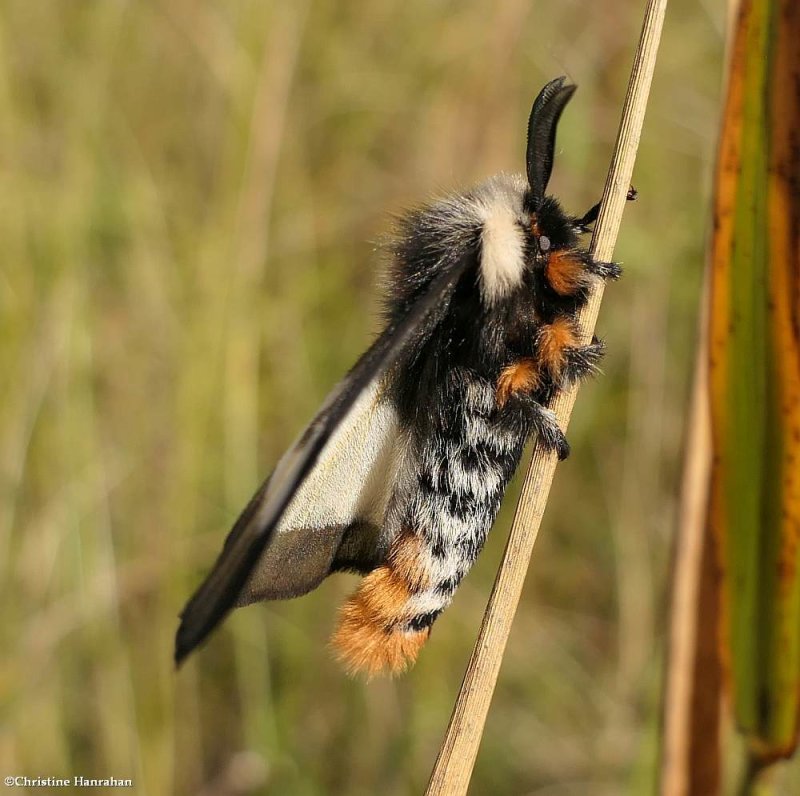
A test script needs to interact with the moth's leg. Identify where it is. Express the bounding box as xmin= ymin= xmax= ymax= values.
xmin=496 ymin=357 xmax=540 ymax=407
xmin=495 ymin=369 xmax=570 ymax=460
xmin=330 ymin=530 xmax=432 ymax=677
xmin=537 ymin=316 xmax=578 ymax=379
xmin=536 ymin=317 xmax=606 ymax=386
xmin=495 ymin=330 xmax=603 ymax=460
xmin=544 ymin=248 xmax=621 ymax=297
xmin=575 ymin=185 xmax=637 ymax=230
xmin=584 ymin=257 xmax=622 ymax=280
xmin=562 ymin=336 xmax=605 ymax=384
xmin=517 ymin=396 xmax=570 ymax=460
